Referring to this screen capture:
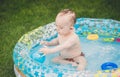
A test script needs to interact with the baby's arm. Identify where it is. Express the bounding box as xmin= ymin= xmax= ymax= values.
xmin=40 ymin=38 xmax=59 ymax=46
xmin=51 ymin=37 xmax=76 ymax=52
xmin=40 ymin=37 xmax=76 ymax=54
